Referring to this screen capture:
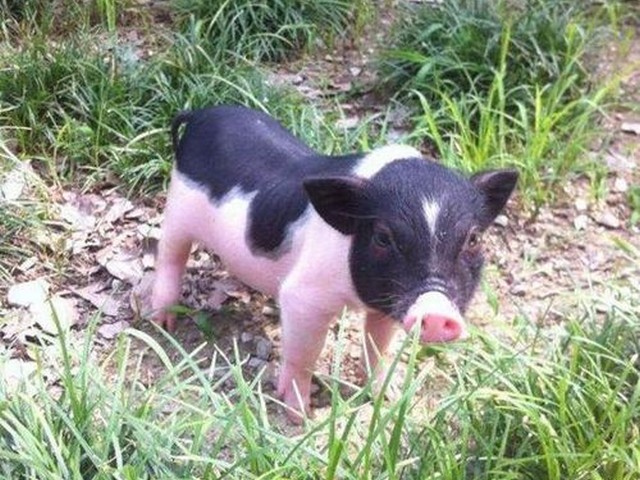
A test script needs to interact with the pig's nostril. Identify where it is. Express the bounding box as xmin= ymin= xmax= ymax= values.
xmin=421 ymin=314 xmax=462 ymax=342
xmin=443 ymin=319 xmax=461 ymax=334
